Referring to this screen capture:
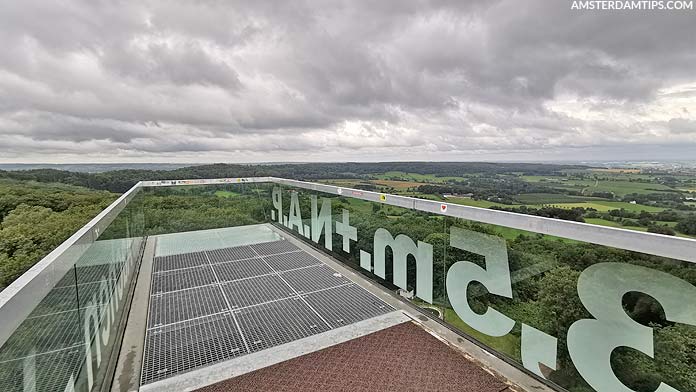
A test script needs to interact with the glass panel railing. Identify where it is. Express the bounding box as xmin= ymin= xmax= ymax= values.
xmin=137 ymin=182 xmax=277 ymax=263
xmin=0 ymin=186 xmax=144 ymax=392
xmin=0 ymin=259 xmax=83 ymax=392
xmin=264 ymin=182 xmax=696 ymax=392
xmin=440 ymin=216 xmax=696 ymax=392
xmin=73 ymin=191 xmax=145 ymax=392
xmin=140 ymin=183 xmax=271 ymax=238
xmin=3 ymin=177 xmax=695 ymax=392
